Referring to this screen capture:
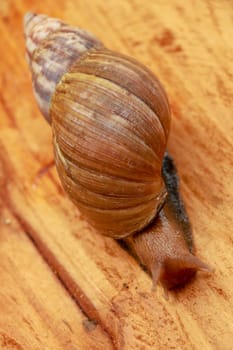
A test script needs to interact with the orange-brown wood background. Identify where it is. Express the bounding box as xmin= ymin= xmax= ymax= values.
xmin=0 ymin=0 xmax=232 ymax=349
